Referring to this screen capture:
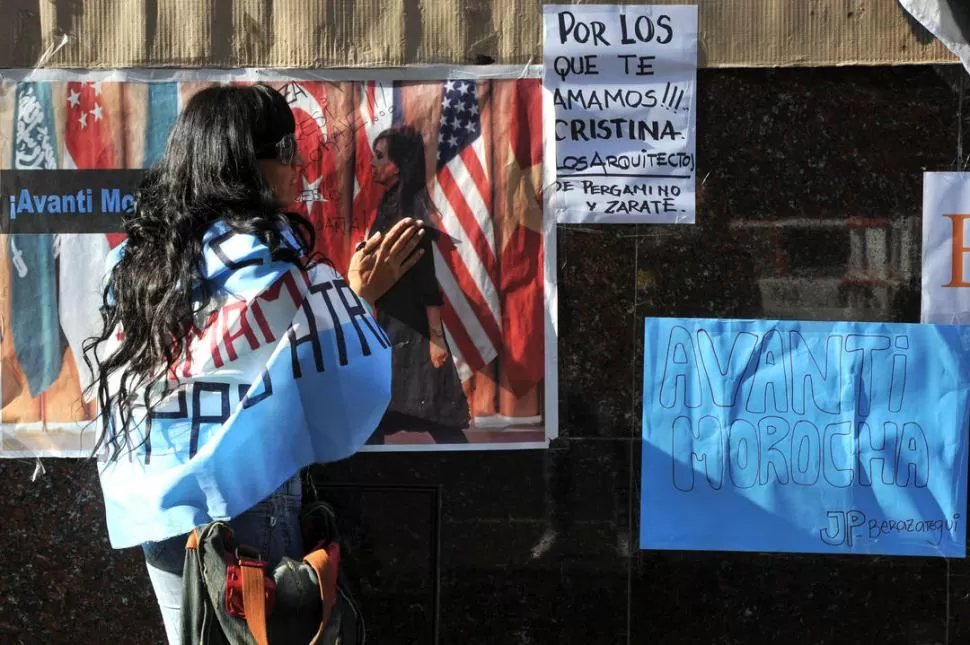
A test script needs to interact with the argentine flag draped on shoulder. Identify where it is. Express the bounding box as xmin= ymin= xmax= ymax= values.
xmin=97 ymin=221 xmax=391 ymax=549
